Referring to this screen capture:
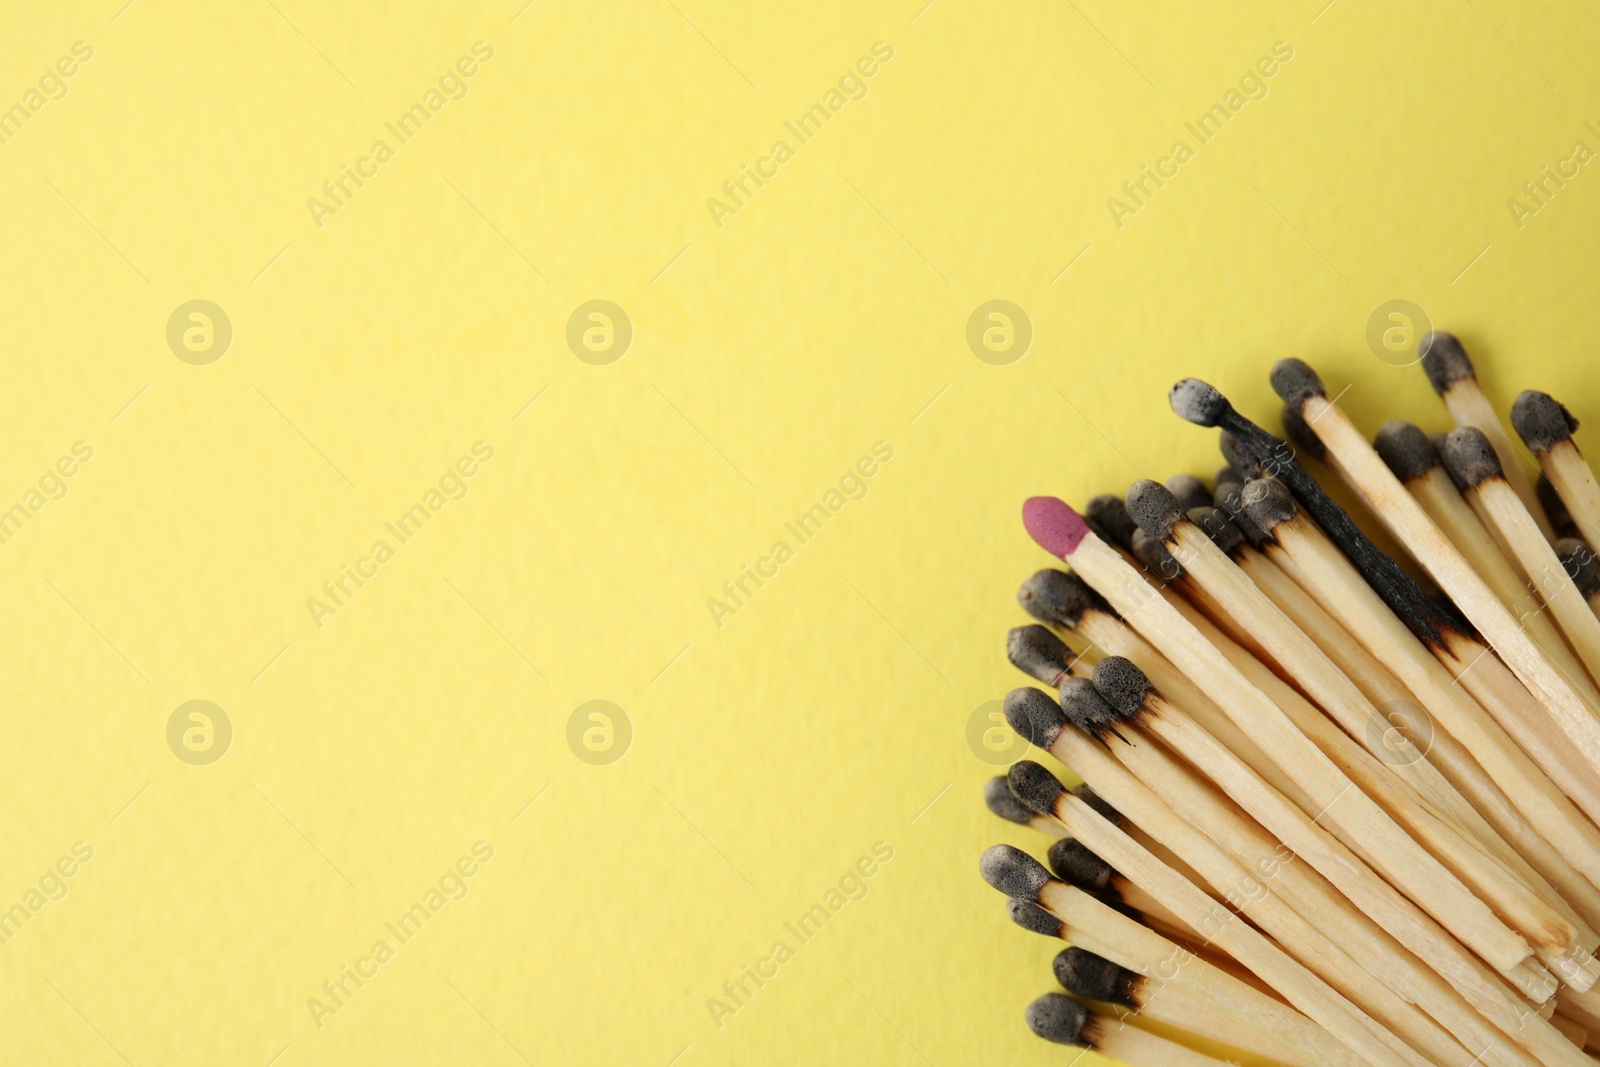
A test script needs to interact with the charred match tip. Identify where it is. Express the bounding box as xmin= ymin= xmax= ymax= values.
xmin=1213 ymin=482 xmax=1270 ymax=548
xmin=1166 ymin=474 xmax=1212 ymax=512
xmin=1085 ymin=494 xmax=1138 ymax=551
xmin=1511 ymin=390 xmax=1581 ymax=453
xmin=1007 ymin=625 xmax=1073 ymax=686
xmin=1131 ymin=528 xmax=1181 ymax=578
xmin=1005 ymin=687 xmax=1067 ymax=751
xmin=1419 ymin=331 xmax=1475 ymax=395
xmin=1025 ymin=497 xmax=1092 ymax=559
xmin=1215 ymin=464 xmax=1242 ymax=490
xmin=1017 ymin=569 xmax=1112 ymax=629
xmin=1441 ymin=426 xmax=1504 ymax=489
xmin=1027 ymin=993 xmax=1091 ymax=1046
xmin=1539 ymin=474 xmax=1577 ymax=534
xmin=1054 ymin=947 xmax=1138 ymax=1007
xmin=1557 ymin=539 xmax=1600 ymax=599
xmin=1431 ymin=433 xmax=1465 ymax=490
xmin=1241 ymin=477 xmax=1298 ymax=530
xmin=1009 ymin=897 xmax=1064 ymax=937
xmin=1072 ymin=784 xmax=1123 ymax=824
xmin=1269 ymin=358 xmax=1327 ymax=410
xmin=984 ymin=776 xmax=1036 ymax=826
xmin=1189 ymin=505 xmax=1243 ymax=554
xmin=1373 ymin=420 xmax=1441 ymax=482
xmin=1048 ymin=837 xmax=1117 ymax=893
xmin=1125 ymin=479 xmax=1184 ymax=541
xmin=1218 ymin=431 xmax=1265 ymax=479
xmin=980 ymin=843 xmax=1053 ymax=900
xmin=1169 ymin=378 xmax=1230 ymax=427
xmin=1059 ymin=676 xmax=1122 ymax=735
xmin=1279 ymin=404 xmax=1325 ymax=459
xmin=1090 ymin=656 xmax=1154 ymax=720
xmin=1010 ymin=759 xmax=1067 ymax=816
